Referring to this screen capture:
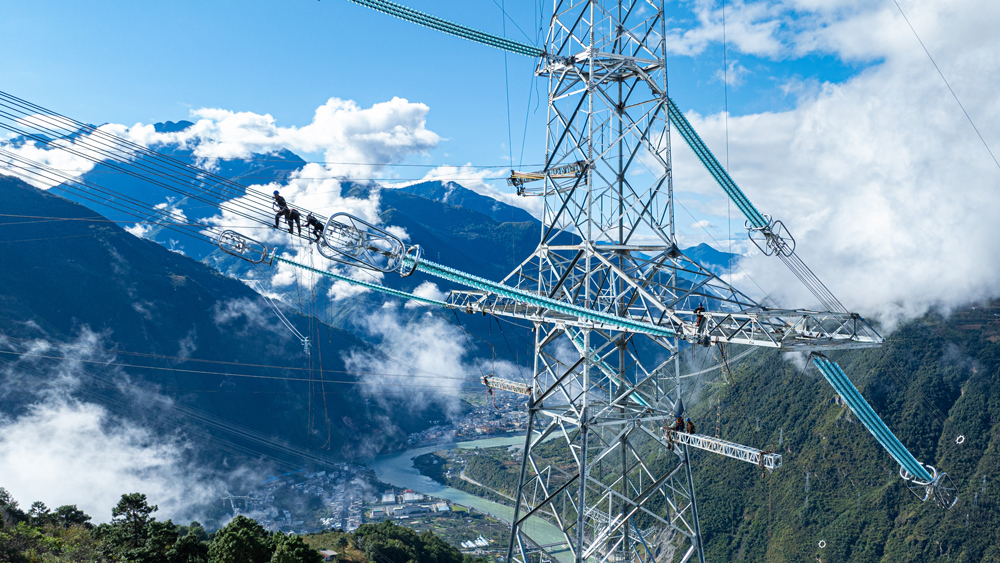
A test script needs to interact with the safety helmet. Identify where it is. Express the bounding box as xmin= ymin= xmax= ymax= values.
xmin=307 ymin=213 xmax=314 ymax=220
xmin=685 ymin=417 xmax=690 ymax=421
xmin=273 ymin=190 xmax=280 ymax=195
